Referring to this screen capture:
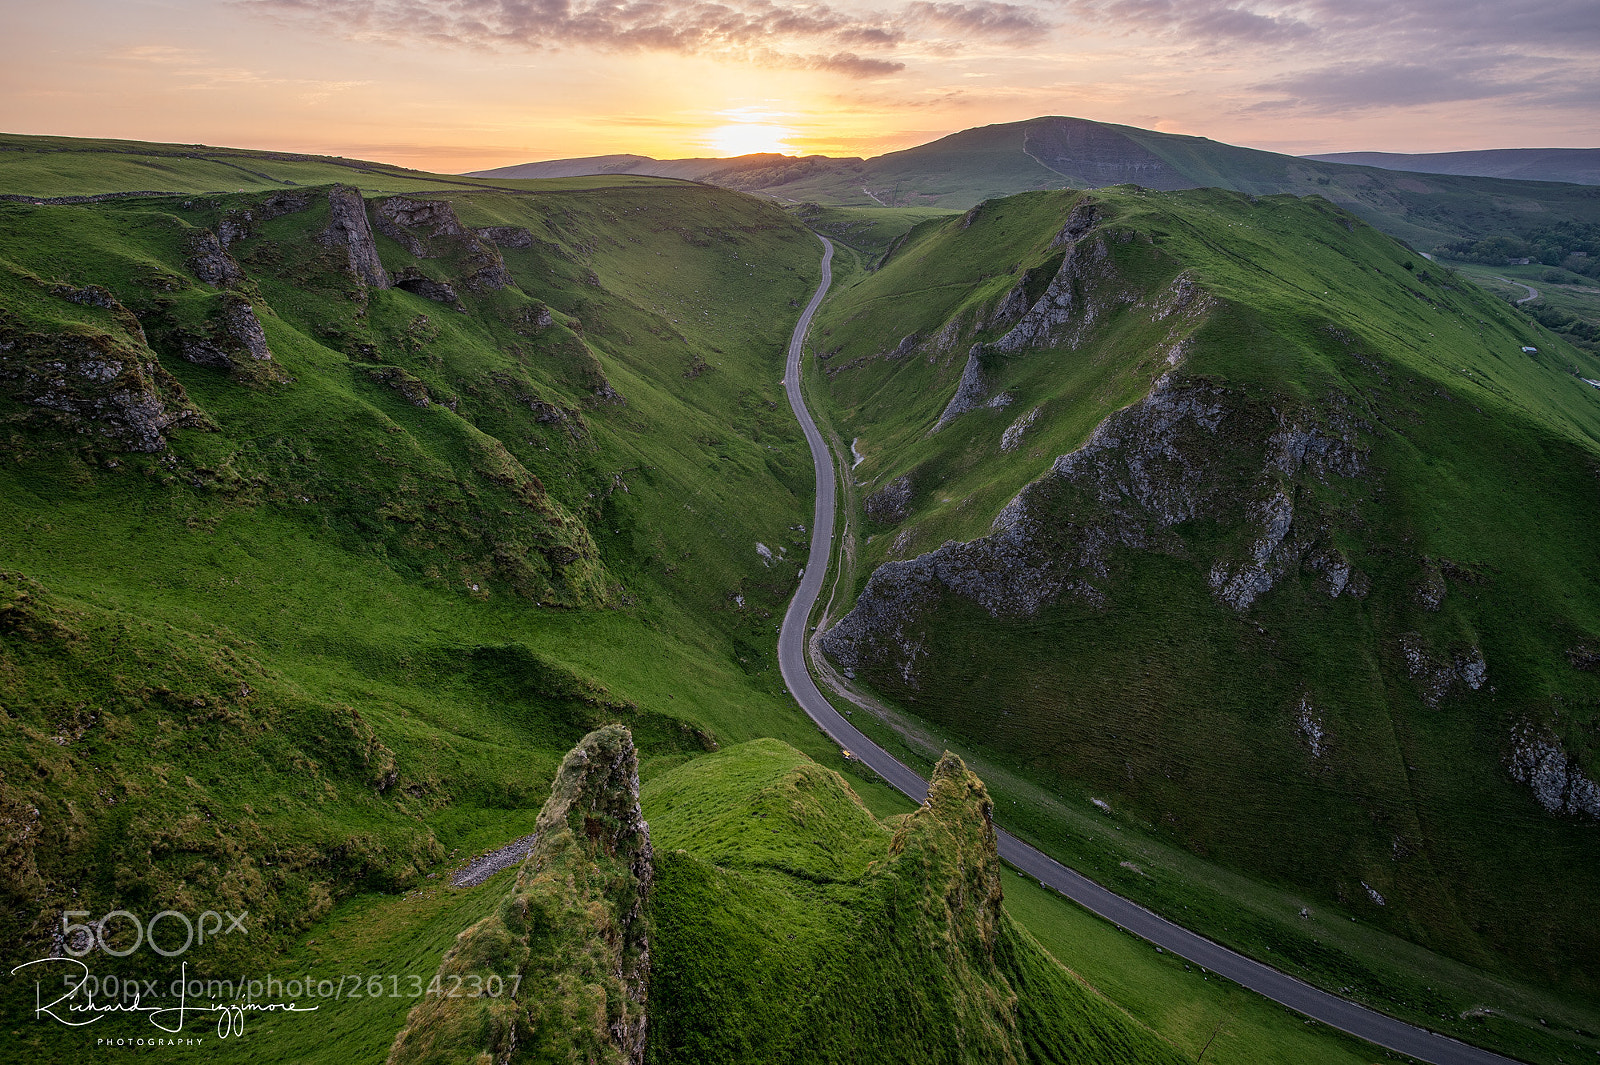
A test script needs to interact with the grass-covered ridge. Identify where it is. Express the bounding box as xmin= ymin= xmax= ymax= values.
xmin=812 ymin=184 xmax=1600 ymax=1059
xmin=643 ymin=738 xmax=1188 ymax=1064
